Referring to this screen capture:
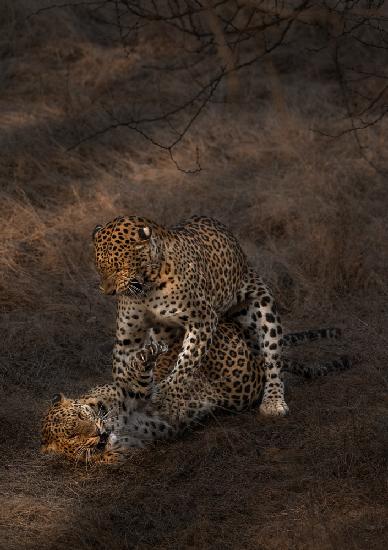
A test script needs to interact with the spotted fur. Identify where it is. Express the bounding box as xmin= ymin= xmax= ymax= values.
xmin=93 ymin=215 xmax=288 ymax=416
xmin=41 ymin=326 xmax=349 ymax=464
